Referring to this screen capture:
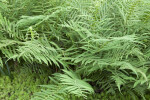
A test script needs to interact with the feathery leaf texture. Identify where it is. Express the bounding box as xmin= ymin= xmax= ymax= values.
xmin=0 ymin=0 xmax=150 ymax=99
